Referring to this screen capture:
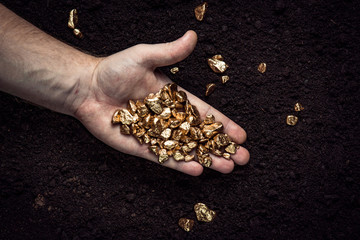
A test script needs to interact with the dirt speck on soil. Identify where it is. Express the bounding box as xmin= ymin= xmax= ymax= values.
xmin=1 ymin=0 xmax=360 ymax=239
